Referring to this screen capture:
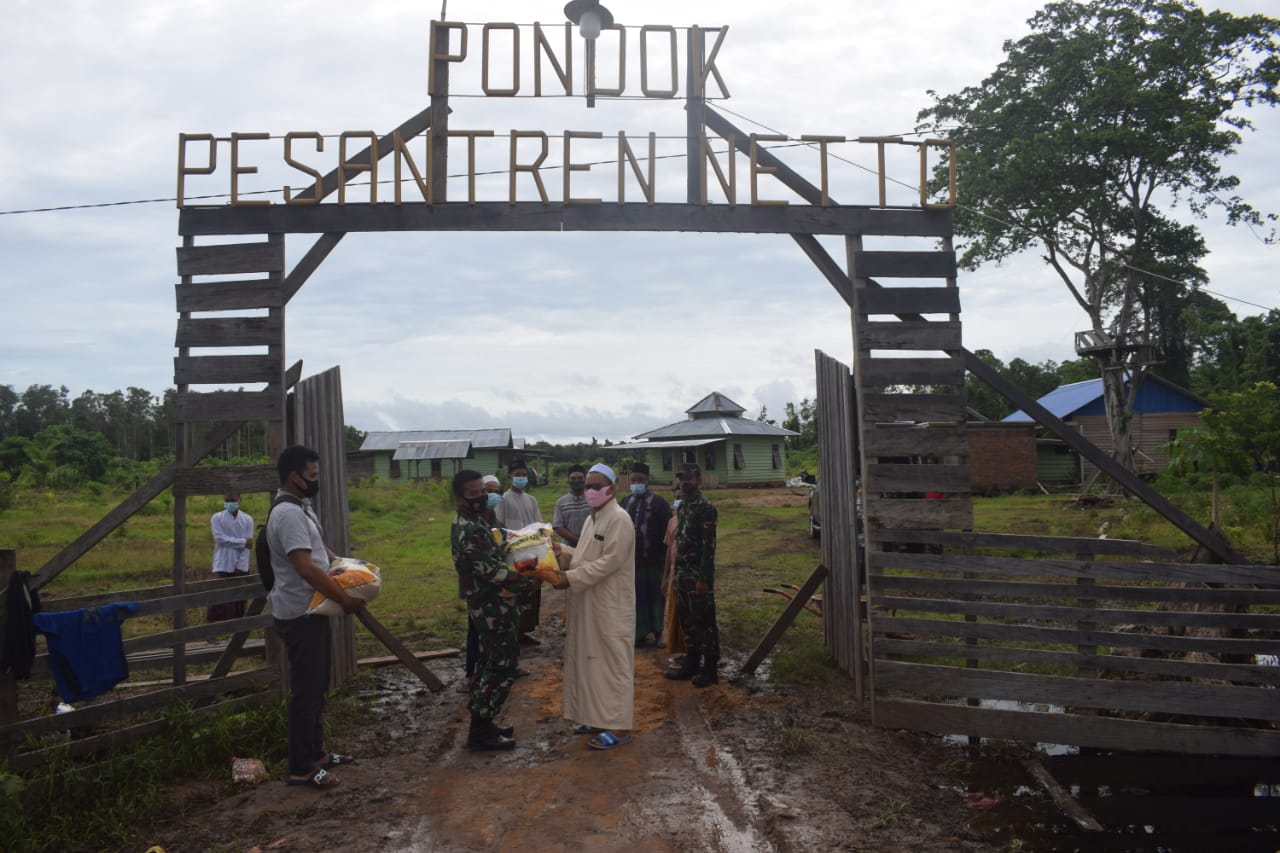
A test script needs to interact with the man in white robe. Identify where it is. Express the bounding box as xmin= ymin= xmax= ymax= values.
xmin=552 ymin=463 xmax=636 ymax=748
